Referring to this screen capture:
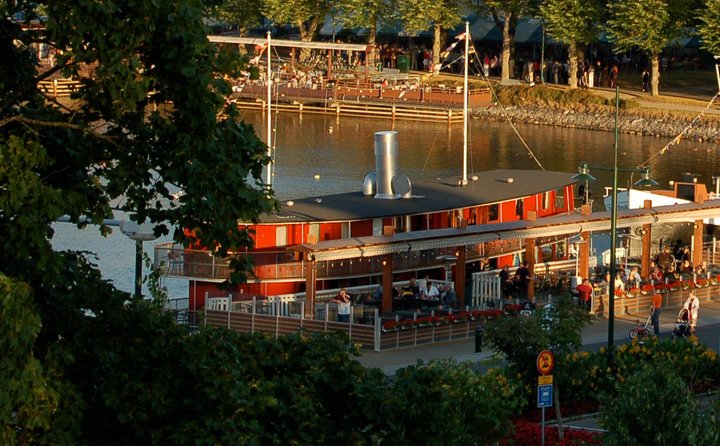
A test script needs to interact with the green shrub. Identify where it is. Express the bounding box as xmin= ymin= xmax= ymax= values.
xmin=493 ymin=85 xmax=637 ymax=108
xmin=383 ymin=361 xmax=524 ymax=446
xmin=558 ymin=337 xmax=720 ymax=405
xmin=600 ymin=365 xmax=710 ymax=446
